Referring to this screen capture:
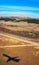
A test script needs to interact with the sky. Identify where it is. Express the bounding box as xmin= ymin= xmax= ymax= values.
xmin=0 ymin=0 xmax=39 ymax=18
